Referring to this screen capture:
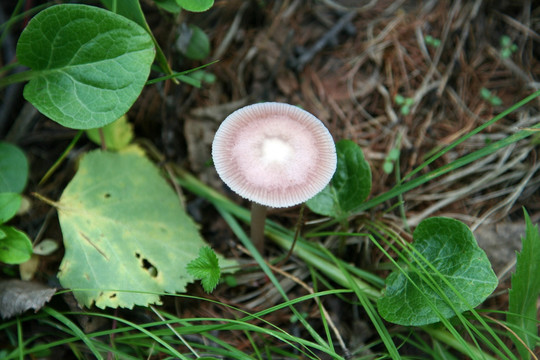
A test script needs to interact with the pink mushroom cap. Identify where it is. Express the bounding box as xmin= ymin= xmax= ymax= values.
xmin=212 ymin=102 xmax=337 ymax=208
